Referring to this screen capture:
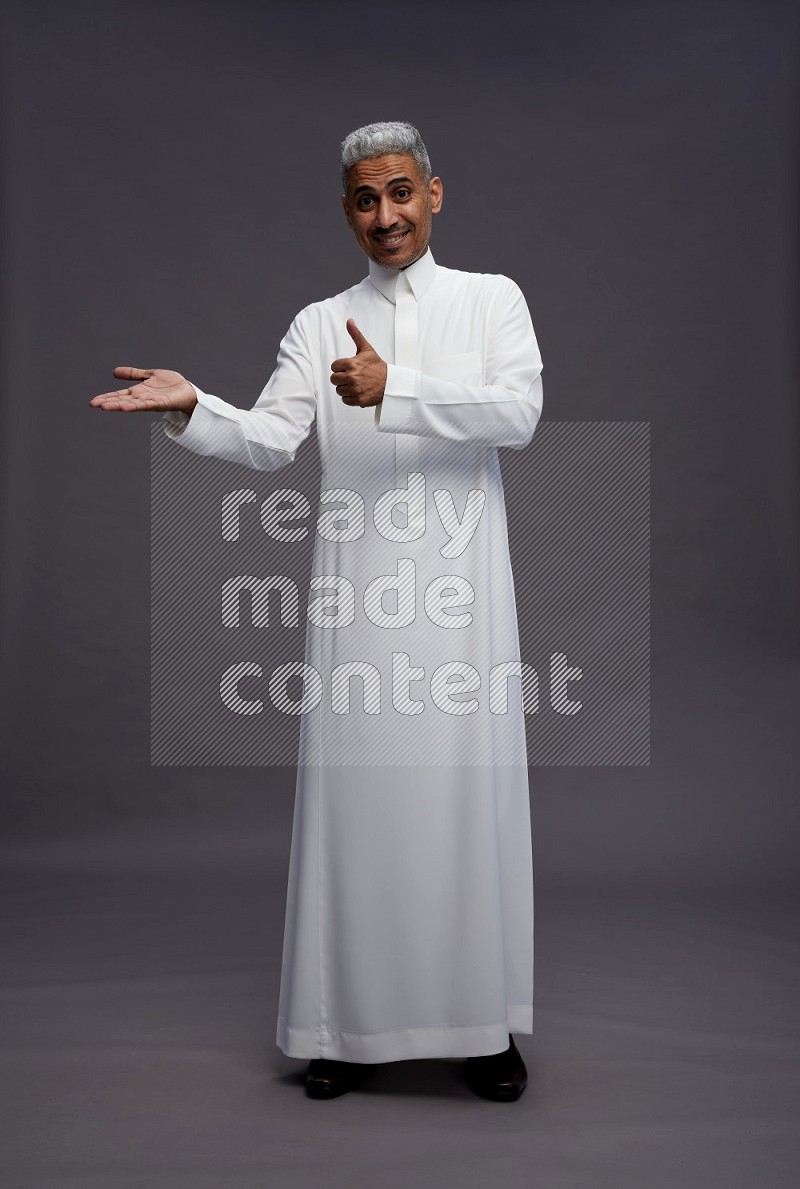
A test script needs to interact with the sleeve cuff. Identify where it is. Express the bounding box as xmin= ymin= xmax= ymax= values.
xmin=374 ymin=364 xmax=418 ymax=433
xmin=162 ymin=382 xmax=240 ymax=444
xmin=162 ymin=409 xmax=191 ymax=437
